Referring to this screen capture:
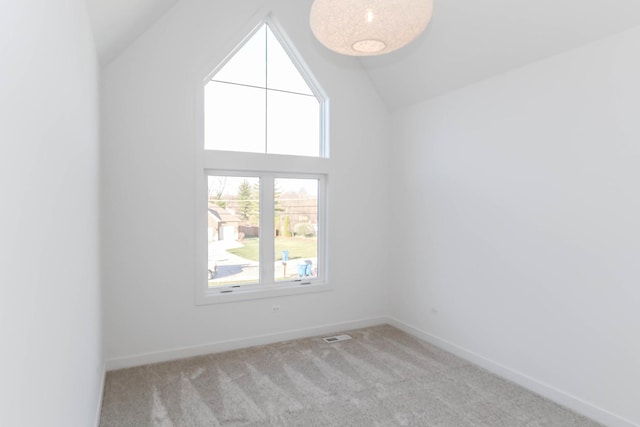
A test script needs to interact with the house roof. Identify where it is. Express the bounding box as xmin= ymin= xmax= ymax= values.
xmin=208 ymin=204 xmax=242 ymax=223
xmin=87 ymin=0 xmax=640 ymax=110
